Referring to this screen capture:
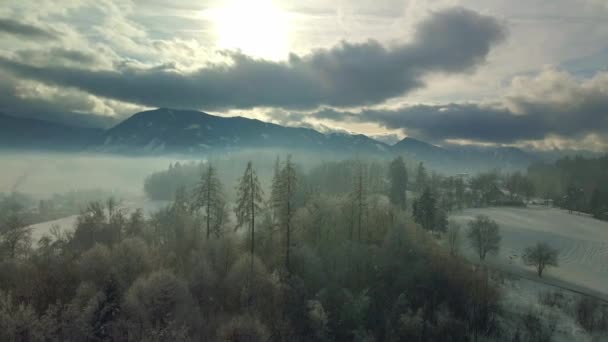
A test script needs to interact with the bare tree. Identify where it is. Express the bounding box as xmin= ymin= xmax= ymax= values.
xmin=0 ymin=213 xmax=31 ymax=259
xmin=467 ymin=215 xmax=501 ymax=261
xmin=523 ymin=242 xmax=559 ymax=277
xmin=447 ymin=221 xmax=461 ymax=256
